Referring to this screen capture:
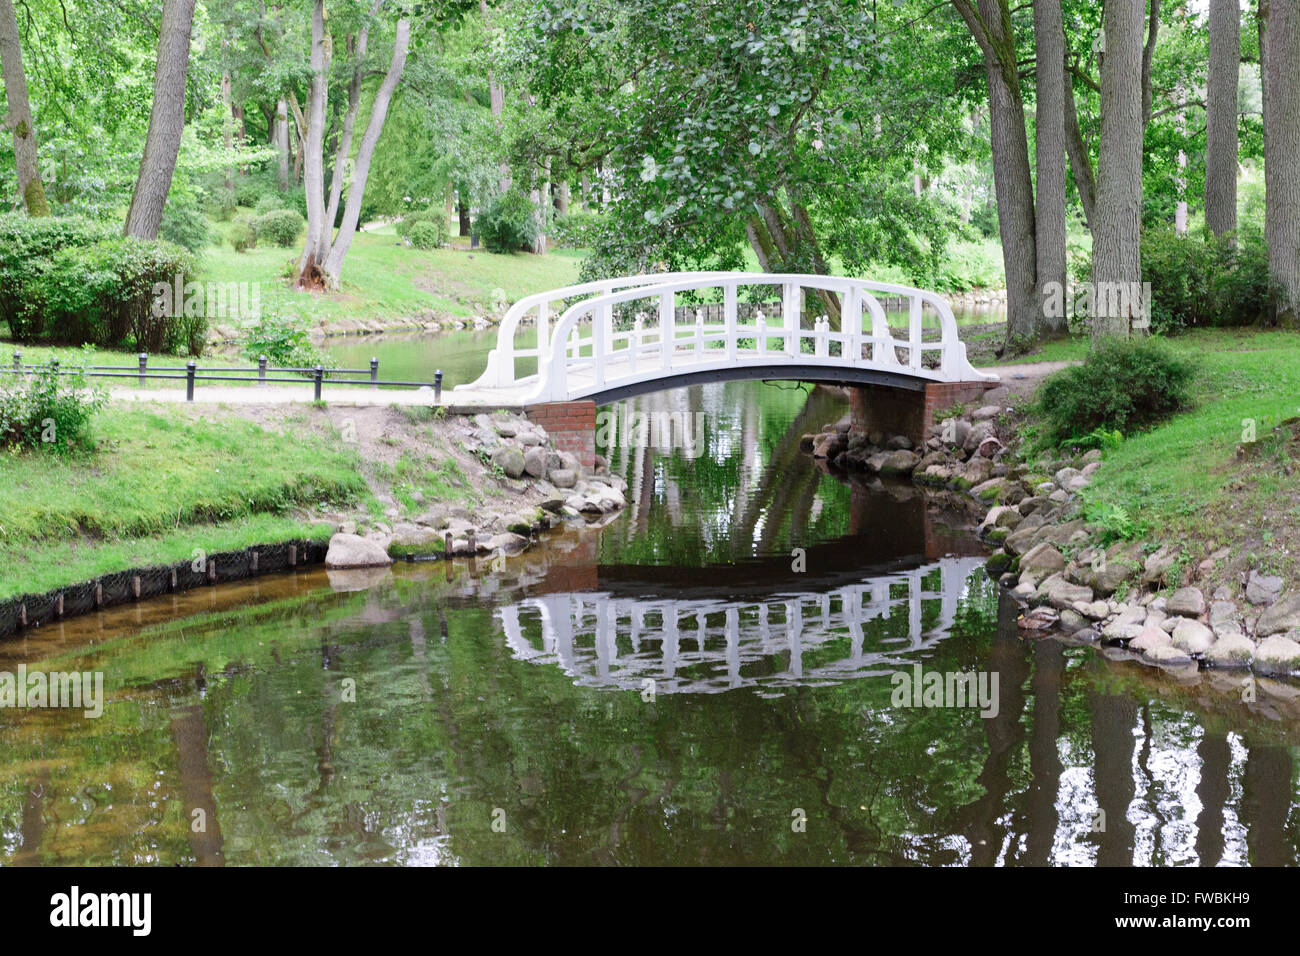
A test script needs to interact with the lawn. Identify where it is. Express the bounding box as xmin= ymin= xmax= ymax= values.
xmin=0 ymin=406 xmax=366 ymax=601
